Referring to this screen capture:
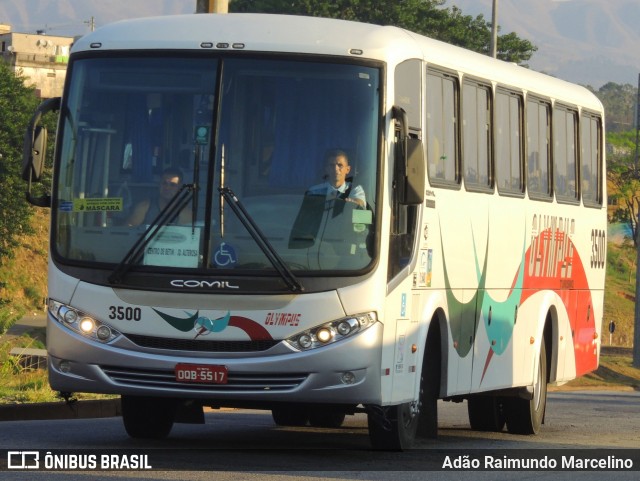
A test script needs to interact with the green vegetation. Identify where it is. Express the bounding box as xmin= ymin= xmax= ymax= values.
xmin=0 ymin=209 xmax=48 ymax=334
xmin=604 ymin=241 xmax=636 ymax=348
xmin=0 ymin=63 xmax=40 ymax=264
xmin=0 ymin=327 xmax=114 ymax=403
